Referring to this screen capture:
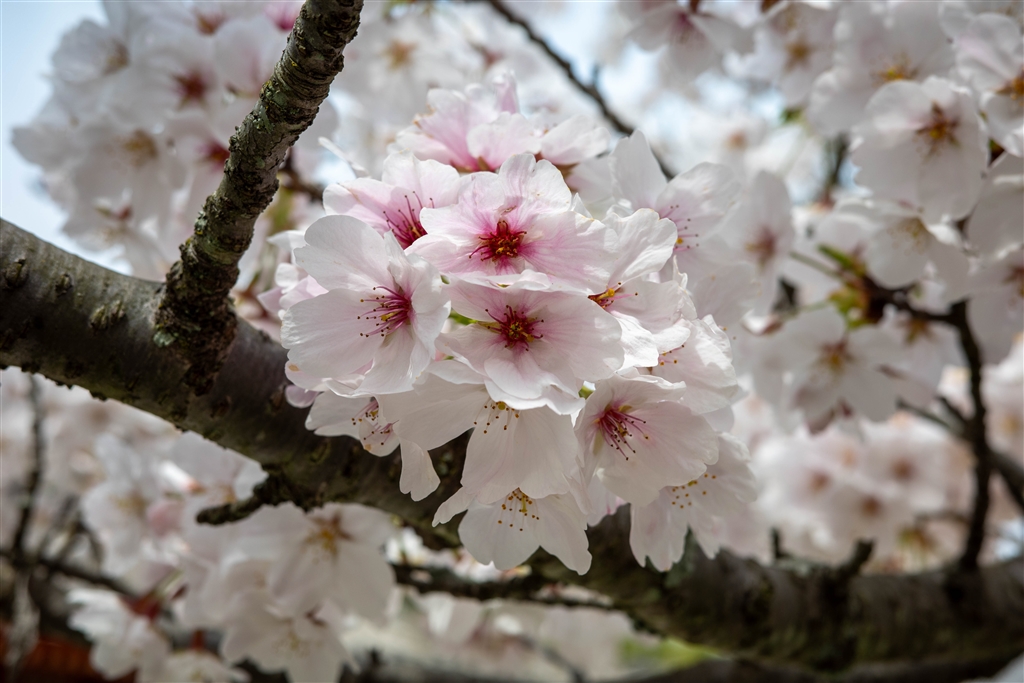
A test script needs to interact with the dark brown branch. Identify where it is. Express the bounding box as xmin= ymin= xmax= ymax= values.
xmin=993 ymin=451 xmax=1024 ymax=514
xmin=156 ymin=0 xmax=362 ymax=395
xmin=480 ymin=0 xmax=674 ymax=178
xmin=0 ymin=549 xmax=133 ymax=598
xmin=393 ymin=563 xmax=614 ymax=613
xmin=945 ymin=301 xmax=994 ymax=570
xmin=8 ymin=377 xmax=44 ymax=567
xmin=2 ymin=220 xmax=1022 ymax=673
